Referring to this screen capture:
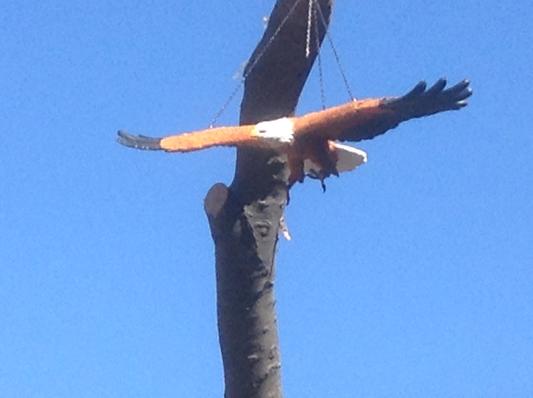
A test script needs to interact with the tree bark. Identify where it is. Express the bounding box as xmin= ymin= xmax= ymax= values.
xmin=204 ymin=1 xmax=332 ymax=397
